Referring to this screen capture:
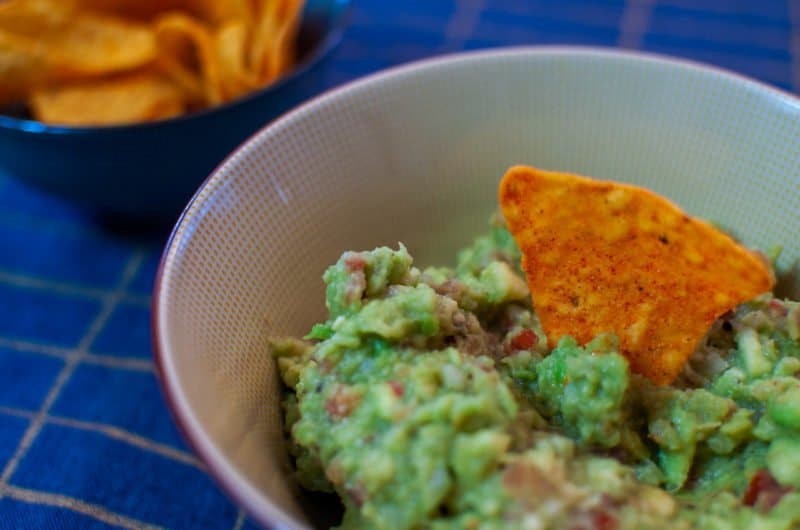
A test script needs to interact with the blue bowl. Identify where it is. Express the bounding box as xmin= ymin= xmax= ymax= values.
xmin=0 ymin=0 xmax=351 ymax=222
